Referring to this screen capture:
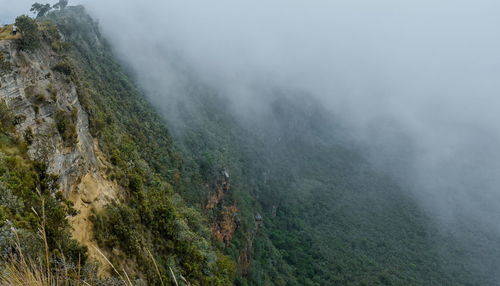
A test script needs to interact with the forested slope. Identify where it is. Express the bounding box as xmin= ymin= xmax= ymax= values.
xmin=163 ymin=84 xmax=488 ymax=285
